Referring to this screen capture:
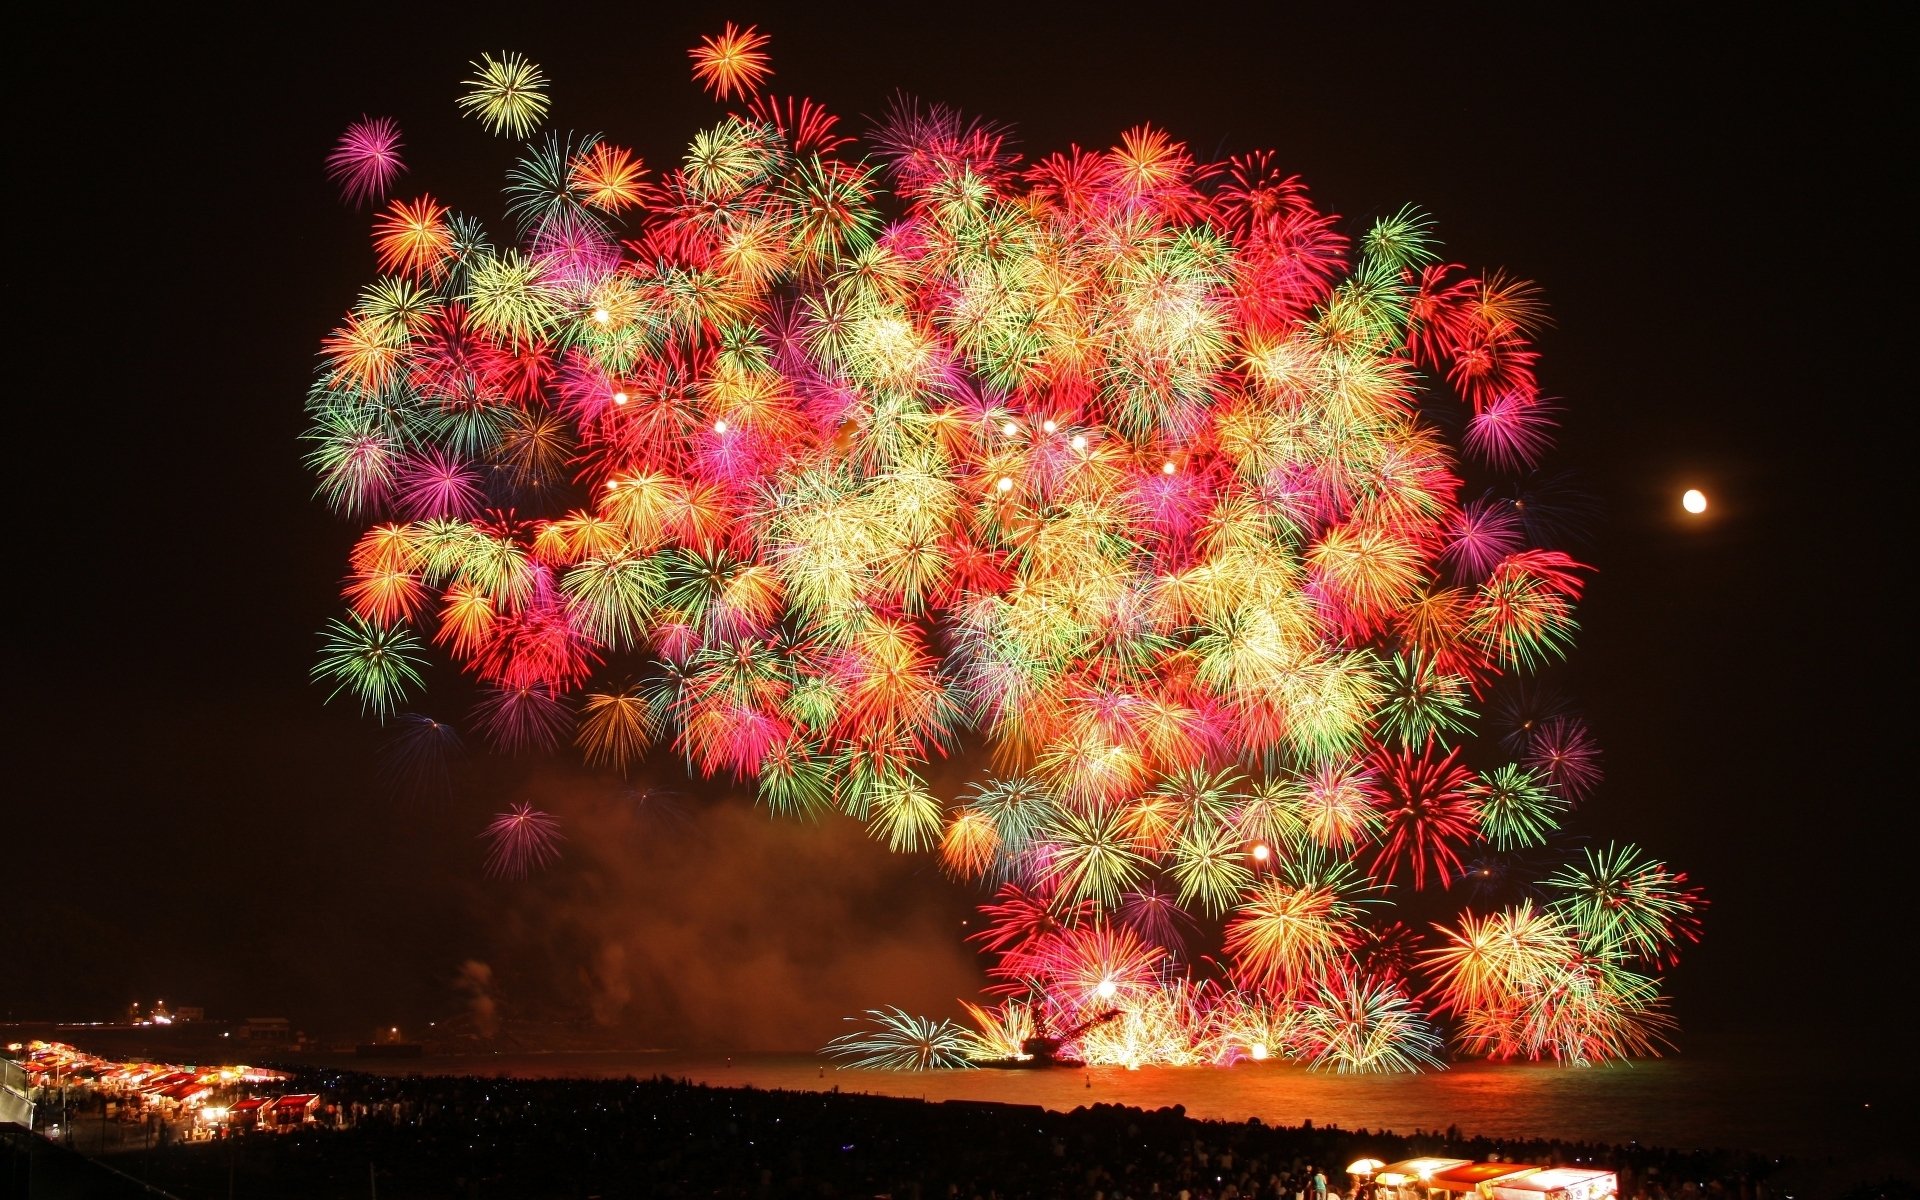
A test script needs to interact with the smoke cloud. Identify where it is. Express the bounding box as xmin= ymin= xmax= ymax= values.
xmin=452 ymin=959 xmax=498 ymax=1038
xmin=458 ymin=766 xmax=985 ymax=1051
